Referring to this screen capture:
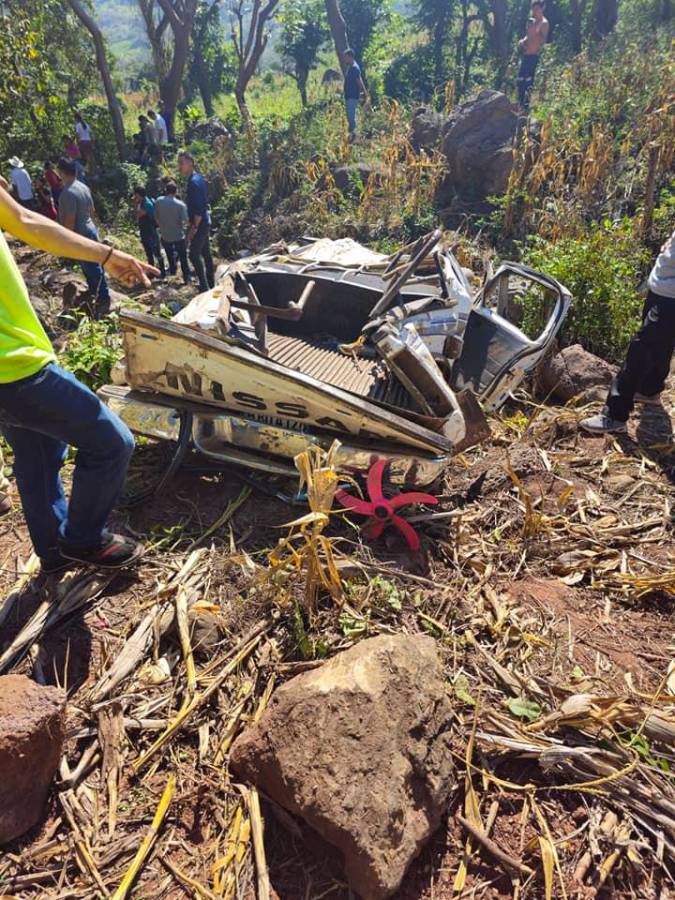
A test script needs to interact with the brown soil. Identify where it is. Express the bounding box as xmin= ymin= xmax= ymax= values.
xmin=0 ymin=256 xmax=674 ymax=899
